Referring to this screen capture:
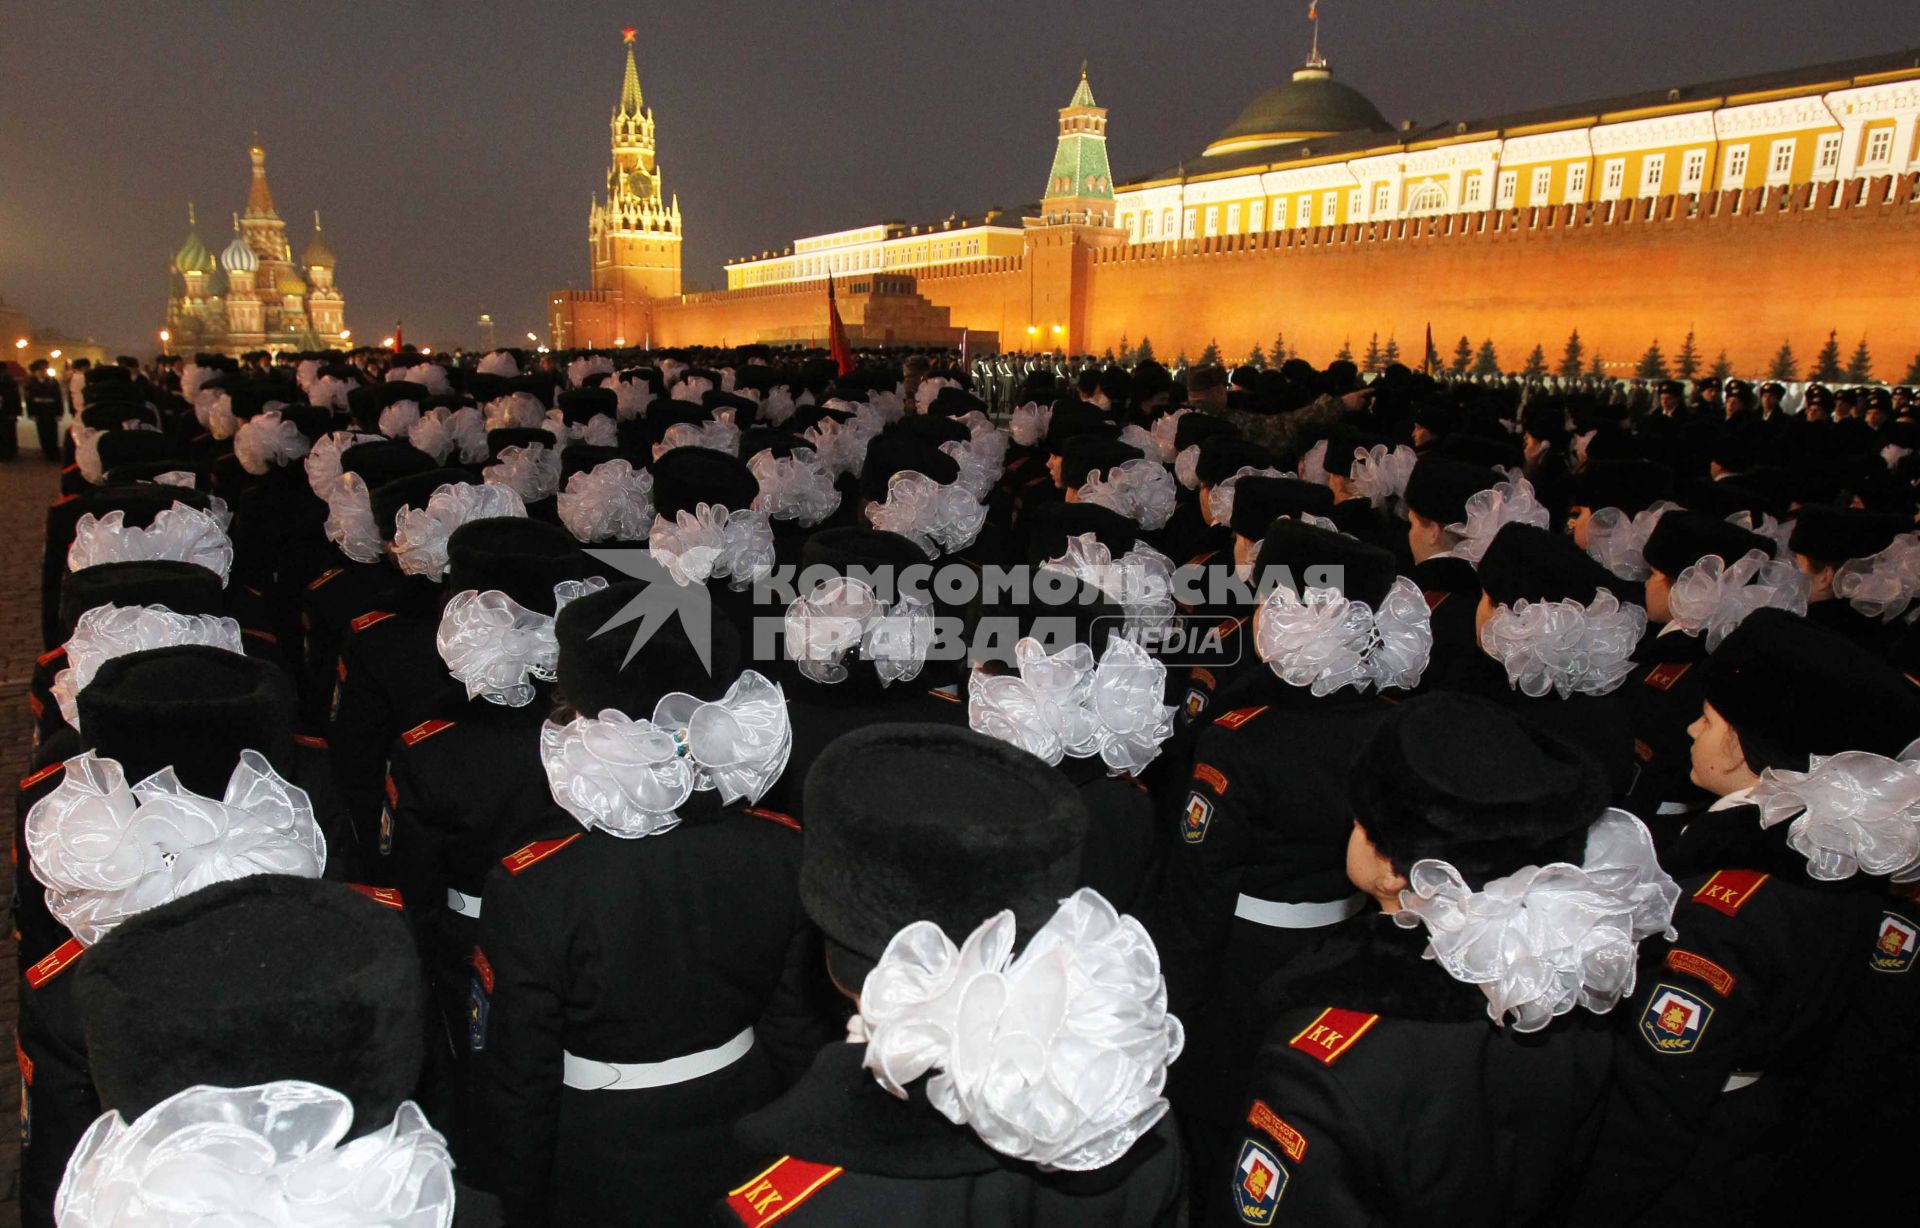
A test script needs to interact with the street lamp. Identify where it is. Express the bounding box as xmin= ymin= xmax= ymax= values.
xmin=526 ymin=332 xmax=539 ymax=343
xmin=50 ymin=349 xmax=61 ymax=360
xmin=13 ymin=338 xmax=26 ymax=349
xmin=339 ymin=329 xmax=351 ymax=341
xmin=382 ymin=336 xmax=396 ymax=348
xmin=159 ymin=329 xmax=170 ymax=345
